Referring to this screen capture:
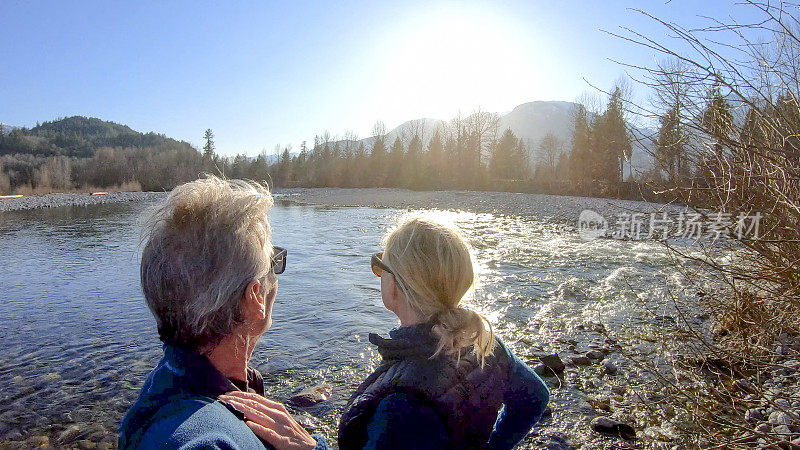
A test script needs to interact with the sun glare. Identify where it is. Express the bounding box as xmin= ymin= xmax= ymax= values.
xmin=369 ymin=6 xmax=541 ymax=123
